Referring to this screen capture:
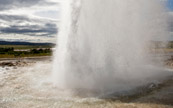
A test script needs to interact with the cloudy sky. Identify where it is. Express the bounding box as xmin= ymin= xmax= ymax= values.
xmin=0 ymin=0 xmax=172 ymax=43
xmin=0 ymin=0 xmax=59 ymax=43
